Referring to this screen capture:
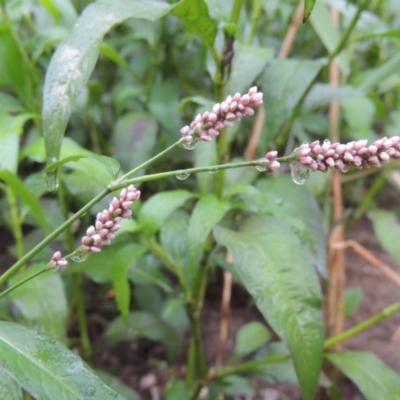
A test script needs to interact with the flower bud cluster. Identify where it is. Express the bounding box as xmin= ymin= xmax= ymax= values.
xmin=294 ymin=136 xmax=400 ymax=172
xmin=264 ymin=151 xmax=281 ymax=172
xmin=180 ymin=87 xmax=263 ymax=143
xmin=50 ymin=185 xmax=140 ymax=268
xmin=81 ymin=185 xmax=140 ymax=253
xmin=50 ymin=251 xmax=67 ymax=268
